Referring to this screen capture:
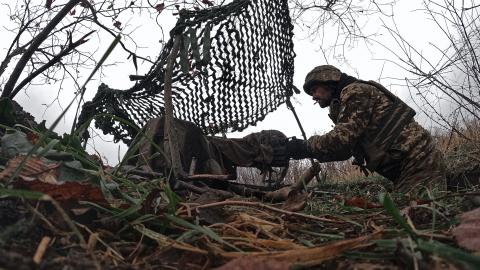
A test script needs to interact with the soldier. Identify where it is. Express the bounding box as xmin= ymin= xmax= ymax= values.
xmin=284 ymin=65 xmax=446 ymax=196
